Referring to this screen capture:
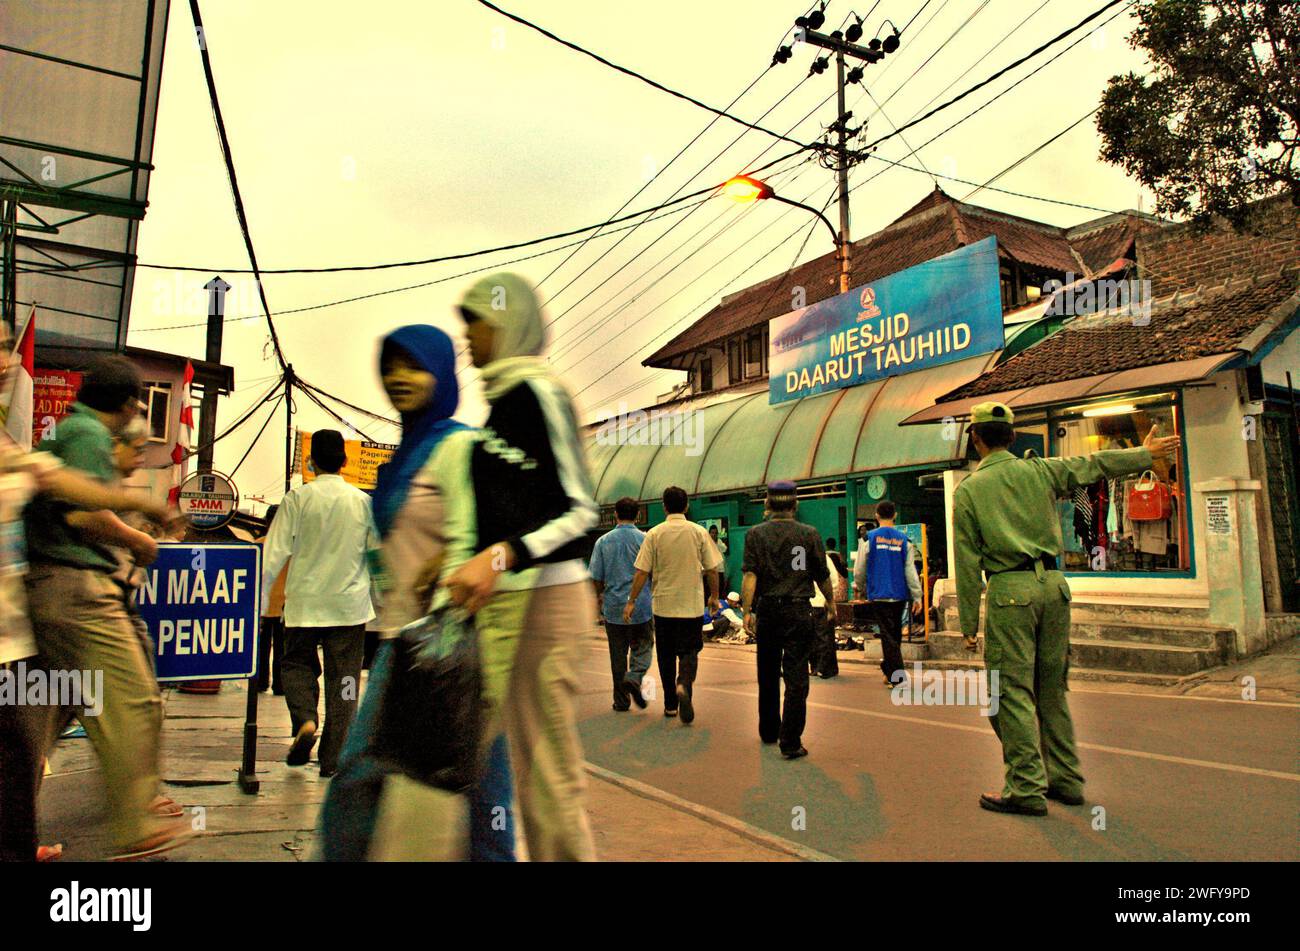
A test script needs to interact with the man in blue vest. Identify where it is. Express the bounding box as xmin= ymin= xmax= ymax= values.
xmin=855 ymin=500 xmax=923 ymax=686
